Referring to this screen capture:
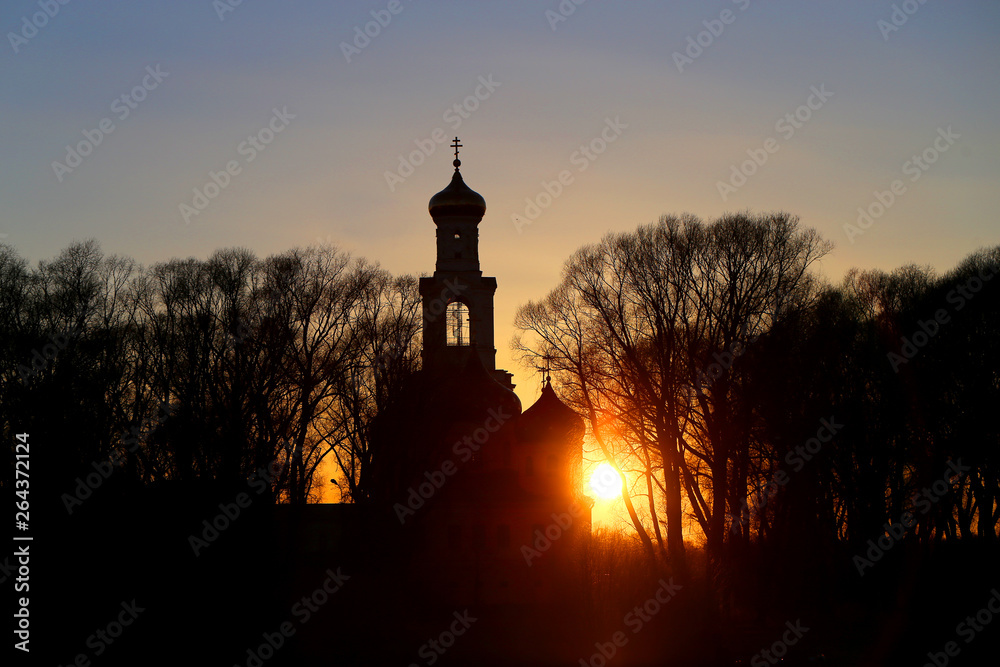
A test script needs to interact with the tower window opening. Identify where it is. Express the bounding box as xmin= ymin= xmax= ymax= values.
xmin=446 ymin=301 xmax=470 ymax=346
xmin=453 ymin=232 xmax=461 ymax=239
